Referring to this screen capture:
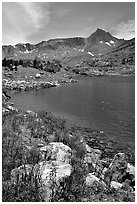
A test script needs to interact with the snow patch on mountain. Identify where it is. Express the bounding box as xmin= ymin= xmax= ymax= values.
xmin=19 ymin=50 xmax=33 ymax=54
xmin=88 ymin=51 xmax=94 ymax=56
xmin=105 ymin=42 xmax=111 ymax=46
xmin=110 ymin=40 xmax=115 ymax=44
